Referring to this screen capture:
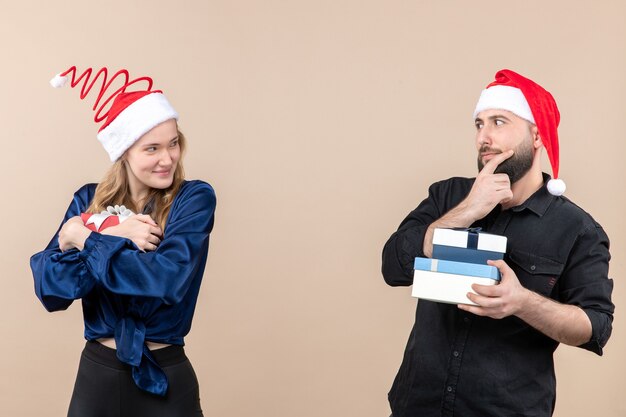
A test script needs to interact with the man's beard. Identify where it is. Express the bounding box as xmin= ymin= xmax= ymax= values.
xmin=477 ymin=138 xmax=534 ymax=184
